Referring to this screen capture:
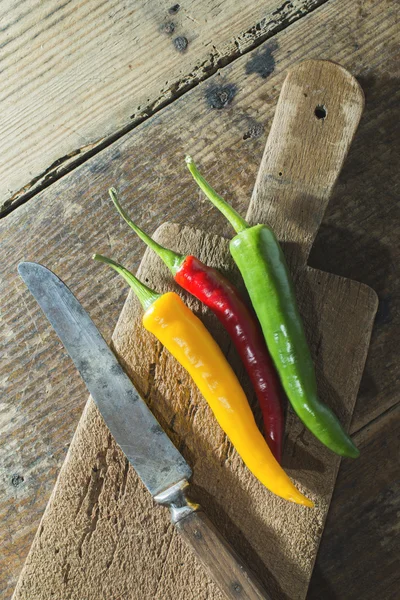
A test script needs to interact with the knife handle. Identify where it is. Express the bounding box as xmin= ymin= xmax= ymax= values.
xmin=176 ymin=510 xmax=270 ymax=600
xmin=155 ymin=481 xmax=270 ymax=600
